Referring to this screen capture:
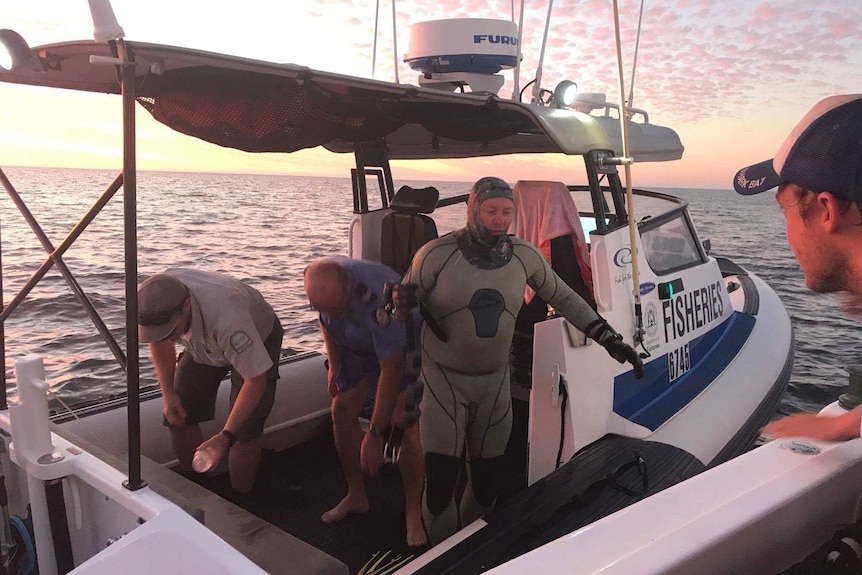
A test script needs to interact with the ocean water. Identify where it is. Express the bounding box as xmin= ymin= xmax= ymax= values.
xmin=0 ymin=167 xmax=856 ymax=419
